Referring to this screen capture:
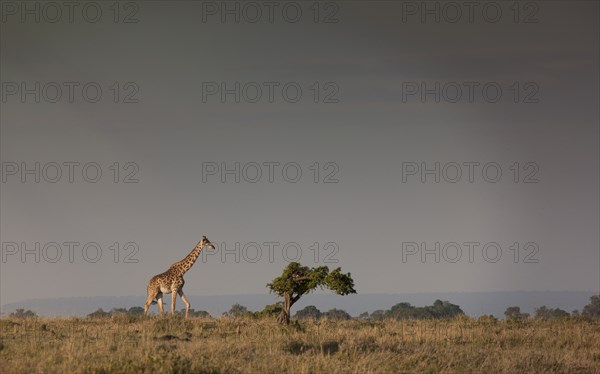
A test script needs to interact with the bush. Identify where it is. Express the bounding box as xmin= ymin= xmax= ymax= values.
xmin=256 ymin=303 xmax=282 ymax=318
xmin=504 ymin=306 xmax=529 ymax=320
xmin=534 ymin=306 xmax=570 ymax=319
xmin=386 ymin=300 xmax=464 ymax=320
xmin=582 ymin=295 xmax=600 ymax=318
xmin=323 ymin=308 xmax=351 ymax=320
xmin=87 ymin=308 xmax=111 ymax=318
xmin=295 ymin=305 xmax=322 ymax=320
xmin=223 ymin=303 xmax=249 ymax=317
xmin=9 ymin=309 xmax=37 ymax=318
